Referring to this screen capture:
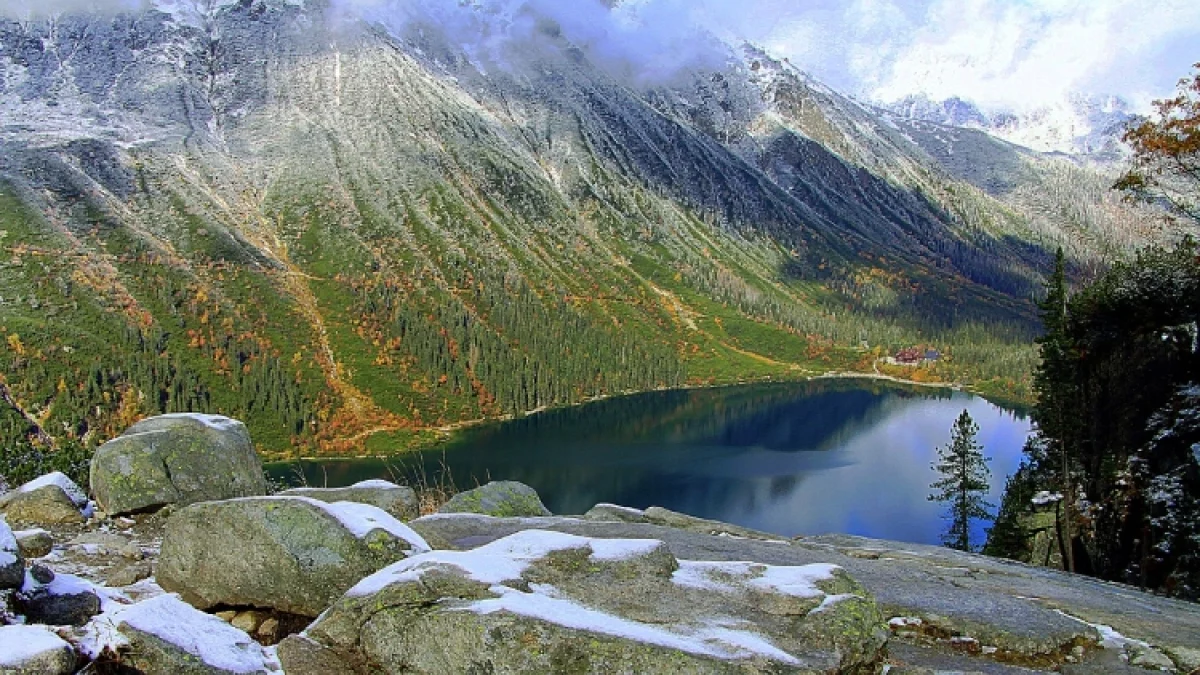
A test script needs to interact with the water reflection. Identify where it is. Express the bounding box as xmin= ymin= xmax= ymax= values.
xmin=272 ymin=380 xmax=1031 ymax=545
